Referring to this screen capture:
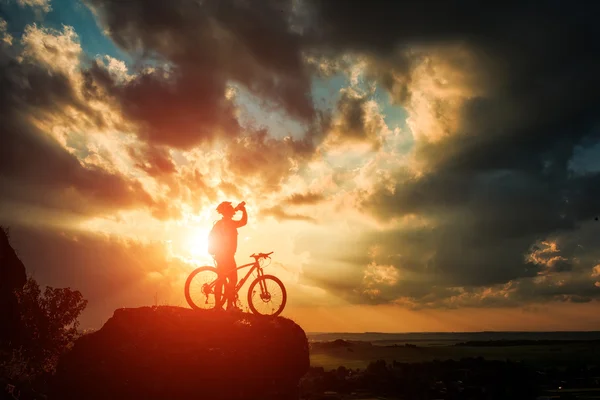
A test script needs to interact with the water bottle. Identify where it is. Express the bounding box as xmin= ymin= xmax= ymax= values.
xmin=235 ymin=201 xmax=246 ymax=211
